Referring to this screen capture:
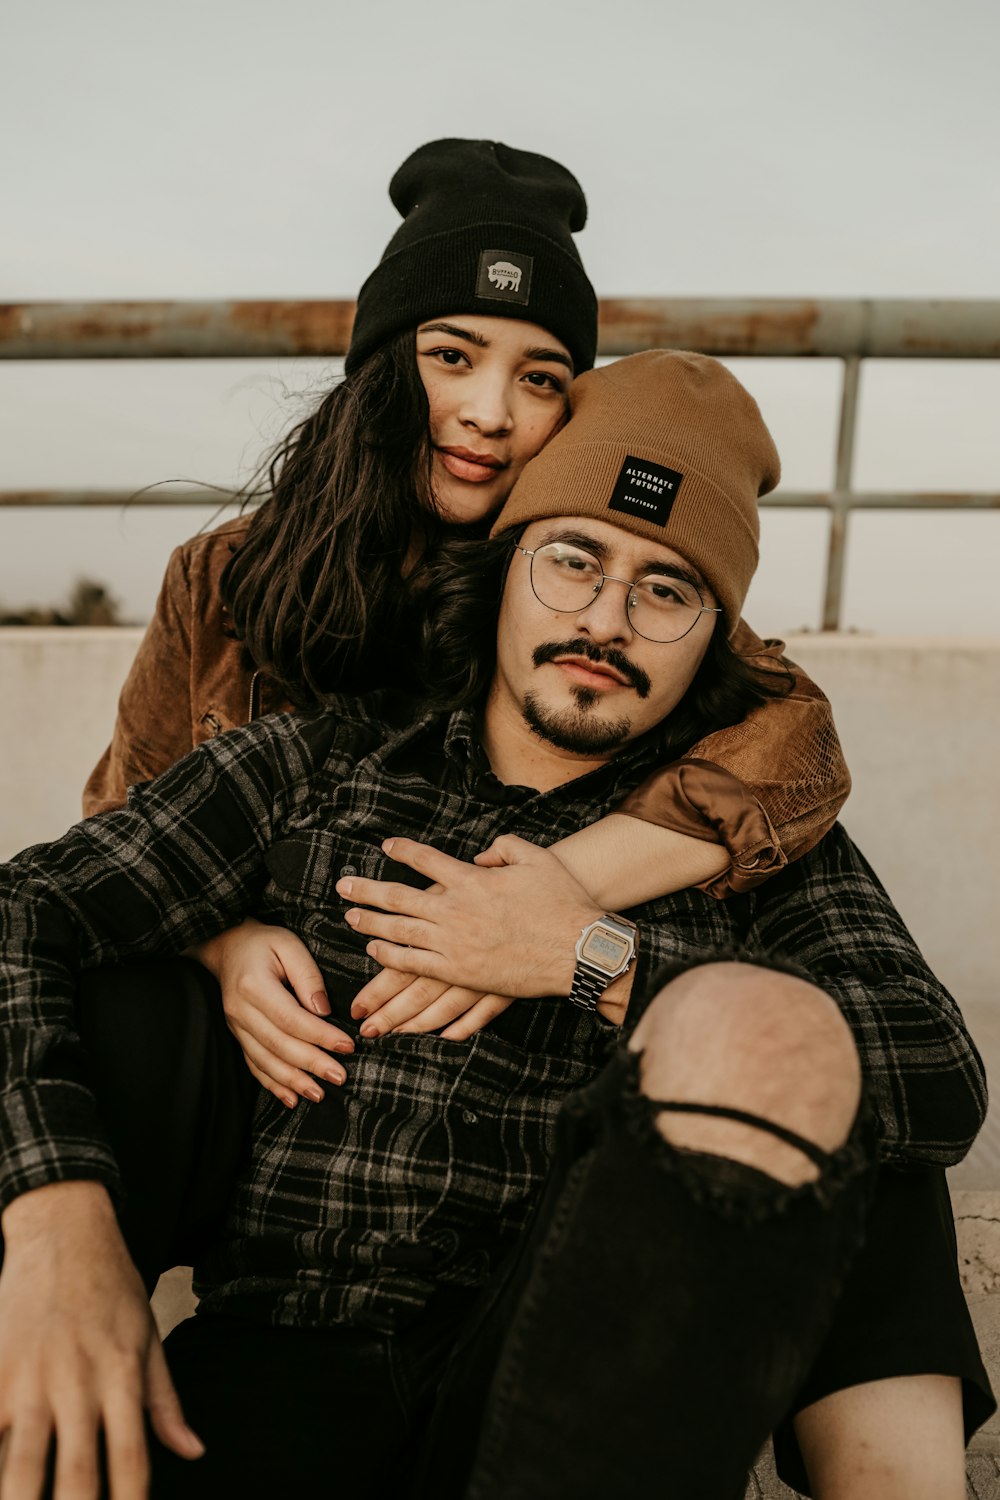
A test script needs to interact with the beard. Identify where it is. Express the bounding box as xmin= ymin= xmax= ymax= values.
xmin=520 ymin=637 xmax=648 ymax=754
xmin=522 ymin=688 xmax=633 ymax=755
